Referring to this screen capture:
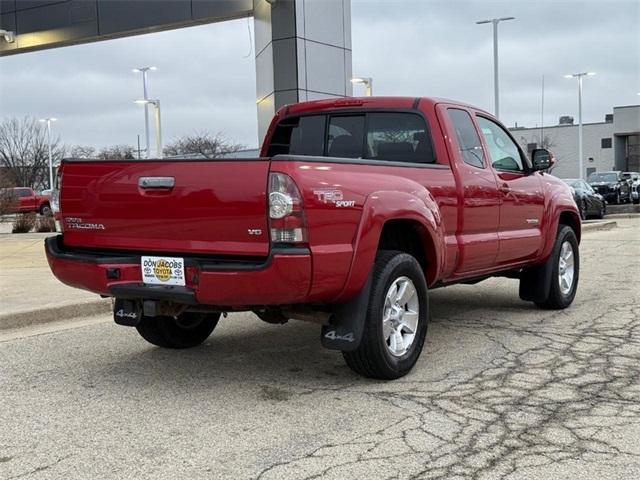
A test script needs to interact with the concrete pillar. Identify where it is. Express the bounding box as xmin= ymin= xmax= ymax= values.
xmin=254 ymin=0 xmax=352 ymax=142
